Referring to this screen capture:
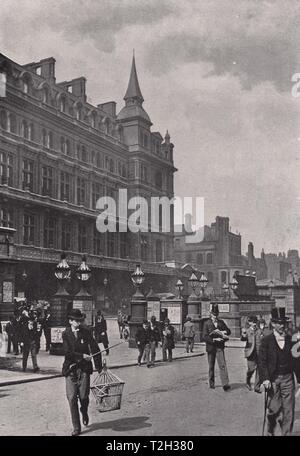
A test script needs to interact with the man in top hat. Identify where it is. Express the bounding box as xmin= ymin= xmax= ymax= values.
xmin=62 ymin=309 xmax=102 ymax=436
xmin=202 ymin=303 xmax=231 ymax=391
xmin=258 ymin=307 xmax=300 ymax=436
xmin=241 ymin=315 xmax=262 ymax=392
